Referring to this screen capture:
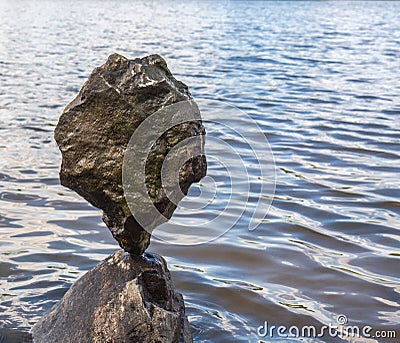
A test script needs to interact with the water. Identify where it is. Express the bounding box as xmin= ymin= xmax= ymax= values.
xmin=1 ymin=1 xmax=399 ymax=342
